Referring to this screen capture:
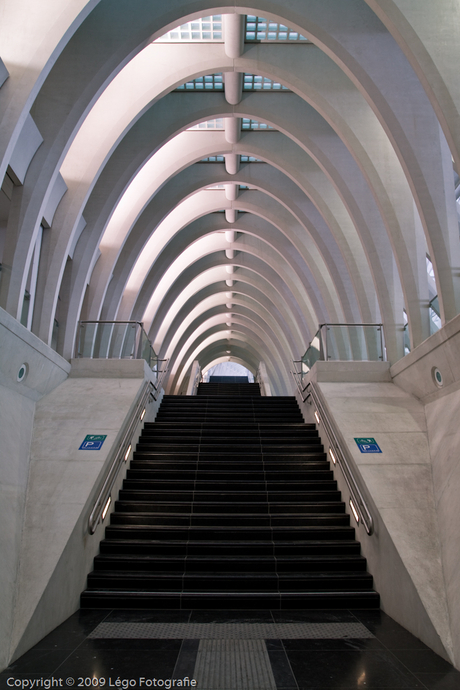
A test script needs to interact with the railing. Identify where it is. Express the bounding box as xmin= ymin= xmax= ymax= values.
xmin=299 ymin=323 xmax=385 ymax=379
xmin=75 ymin=321 xmax=170 ymax=390
xmin=76 ymin=320 xmax=157 ymax=369
xmin=307 ymin=381 xmax=374 ymax=535
xmin=187 ymin=360 xmax=202 ymax=395
xmin=291 ymin=360 xmax=310 ymax=402
xmin=429 ymin=296 xmax=441 ymax=335
xmin=88 ymin=380 xmax=153 ymax=534
xmin=255 ymin=361 xmax=271 ymax=396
